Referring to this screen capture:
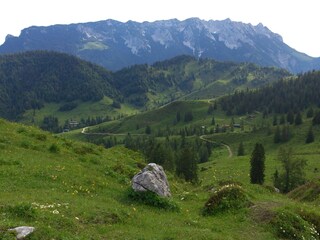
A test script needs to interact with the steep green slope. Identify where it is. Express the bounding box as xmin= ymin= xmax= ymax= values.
xmin=0 ymin=51 xmax=118 ymax=120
